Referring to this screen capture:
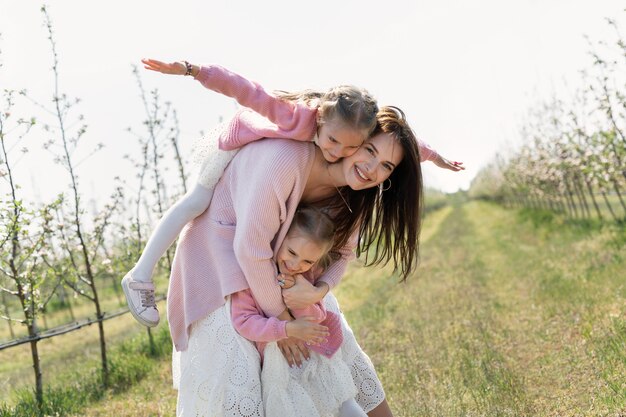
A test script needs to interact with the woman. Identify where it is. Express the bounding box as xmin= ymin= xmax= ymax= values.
xmin=169 ymin=107 xmax=422 ymax=416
